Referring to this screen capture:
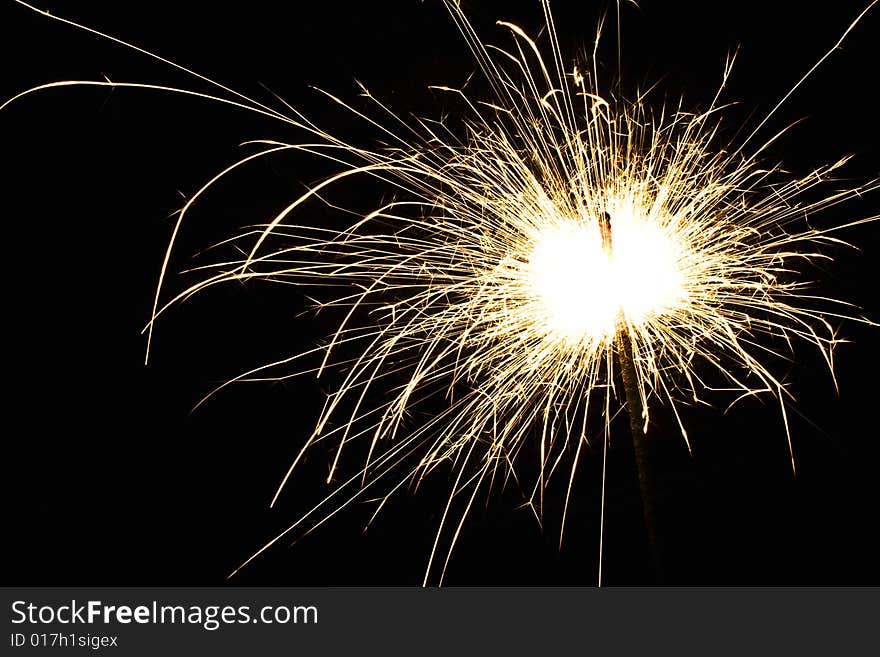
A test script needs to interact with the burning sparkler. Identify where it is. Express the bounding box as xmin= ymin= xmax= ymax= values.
xmin=4 ymin=0 xmax=878 ymax=584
